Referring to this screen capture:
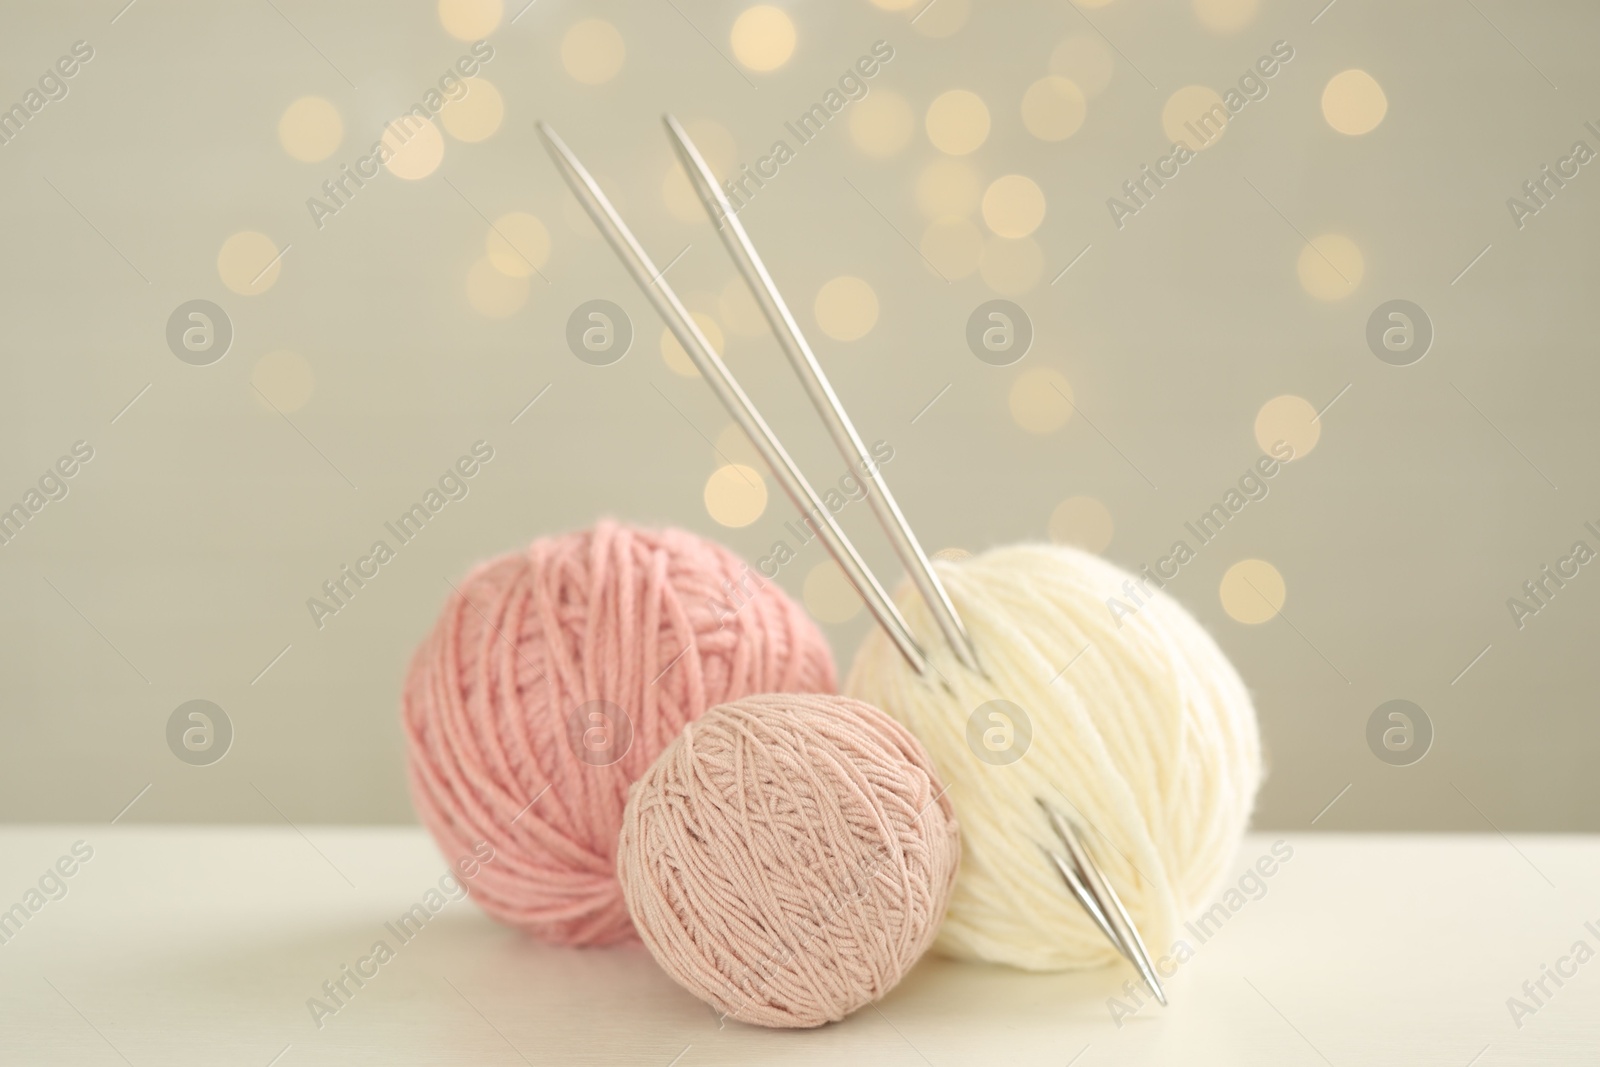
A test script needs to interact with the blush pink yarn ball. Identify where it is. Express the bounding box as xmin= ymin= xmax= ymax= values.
xmin=403 ymin=521 xmax=836 ymax=947
xmin=619 ymin=693 xmax=960 ymax=1028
